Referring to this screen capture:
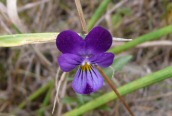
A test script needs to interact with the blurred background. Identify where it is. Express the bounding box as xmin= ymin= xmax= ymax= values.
xmin=0 ymin=0 xmax=172 ymax=116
